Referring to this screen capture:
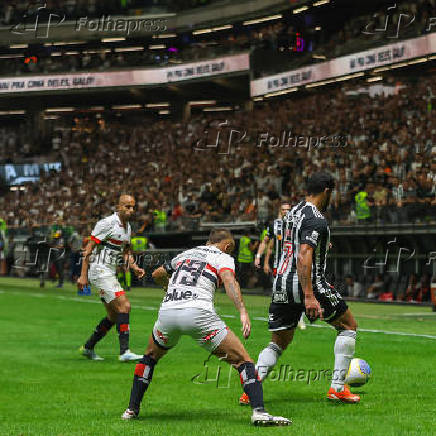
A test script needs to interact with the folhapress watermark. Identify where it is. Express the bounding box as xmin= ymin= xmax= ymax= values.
xmin=11 ymin=2 xmax=167 ymax=38
xmin=75 ymin=16 xmax=167 ymax=35
xmin=194 ymin=120 xmax=349 ymax=155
